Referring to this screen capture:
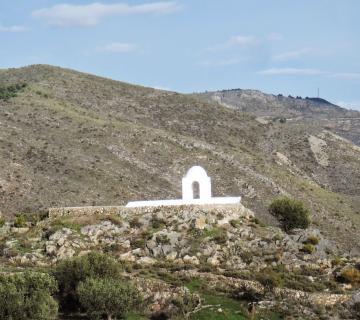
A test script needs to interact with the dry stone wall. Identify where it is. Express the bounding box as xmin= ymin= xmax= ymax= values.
xmin=48 ymin=204 xmax=253 ymax=219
